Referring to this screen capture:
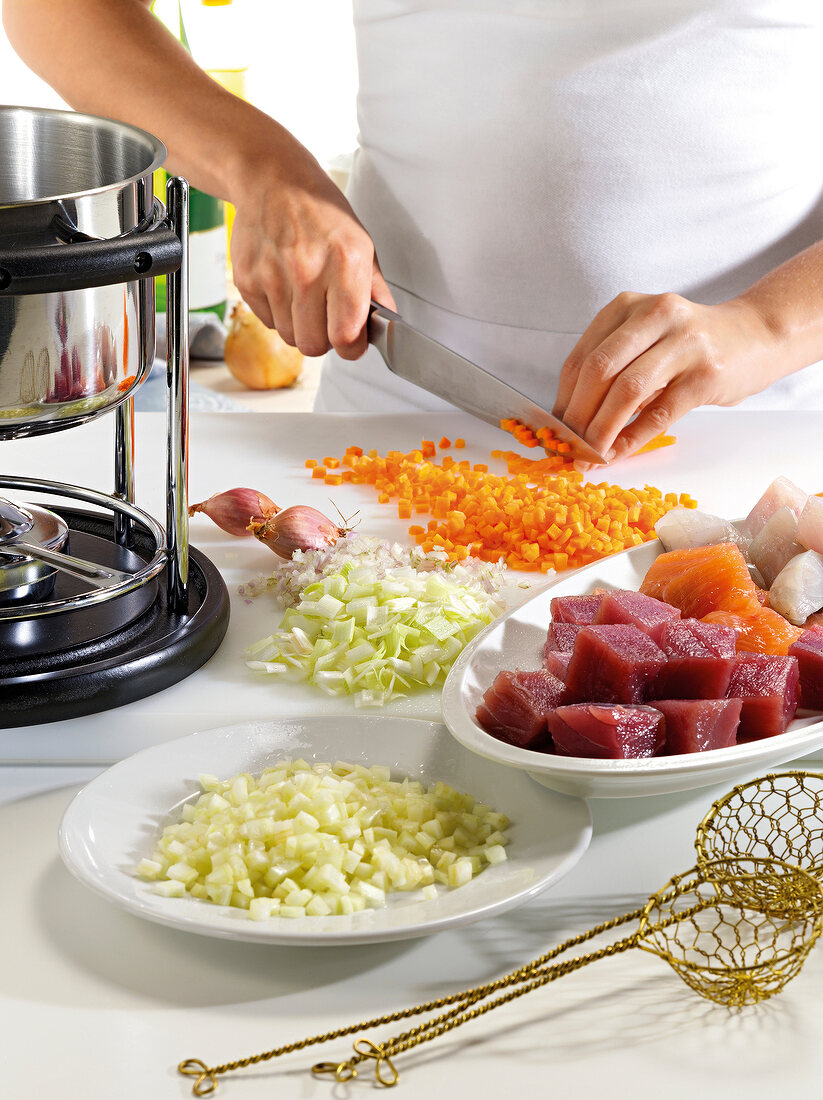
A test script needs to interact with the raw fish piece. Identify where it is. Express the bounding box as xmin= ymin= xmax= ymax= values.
xmin=549 ymin=593 xmax=604 ymax=624
xmin=593 ymin=588 xmax=681 ymax=643
xmin=655 ymin=508 xmax=748 ymax=553
xmin=658 ymin=618 xmax=737 ymax=658
xmin=787 ymin=630 xmax=823 ymax=710
xmin=476 ymin=668 xmax=564 ymax=750
xmin=748 ymin=506 xmax=804 ymax=588
xmin=543 ymin=650 xmax=572 ymax=680
xmin=726 ymin=654 xmax=799 ymax=740
xmin=516 ymin=668 xmax=567 ymax=711
xmin=544 ymin=621 xmax=580 ymax=653
xmin=768 ymin=550 xmax=823 ymax=626
xmin=653 ymin=656 xmax=735 ymax=700
xmin=548 ymin=703 xmax=664 ymax=759
xmin=743 ymin=476 xmax=808 ymax=539
xmin=640 ymin=542 xmax=759 ymax=618
xmin=797 ymin=494 xmax=823 ymax=555
xmin=563 ymin=624 xmax=667 ymax=704
xmin=653 ymin=698 xmax=742 ymax=754
xmin=702 ymin=606 xmax=803 ymax=655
